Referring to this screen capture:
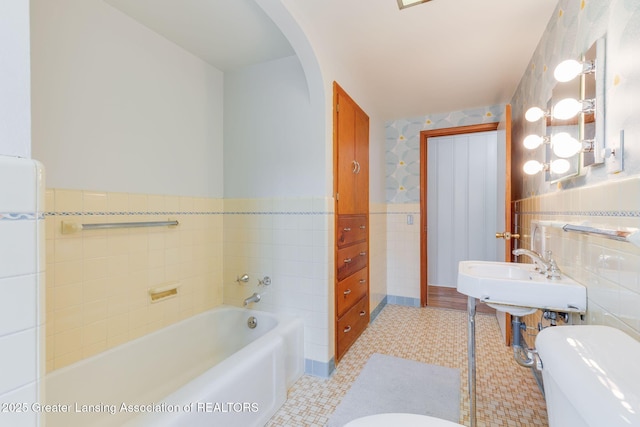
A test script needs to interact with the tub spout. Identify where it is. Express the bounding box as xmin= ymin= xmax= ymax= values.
xmin=243 ymin=292 xmax=261 ymax=306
